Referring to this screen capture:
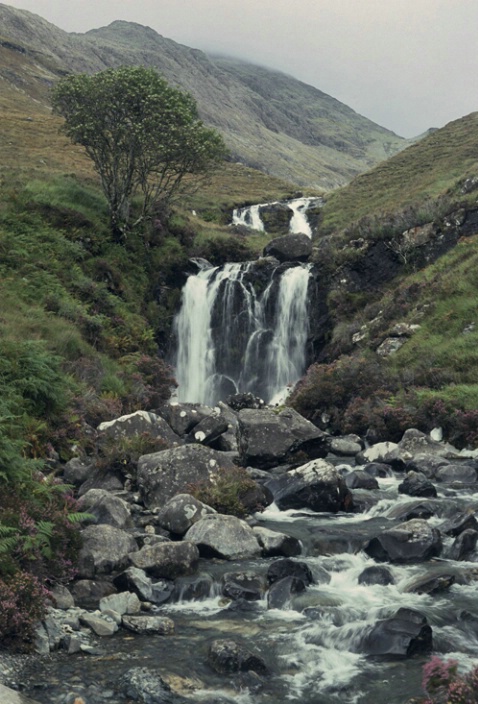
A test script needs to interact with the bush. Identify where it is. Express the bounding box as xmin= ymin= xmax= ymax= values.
xmin=421 ymin=656 xmax=478 ymax=703
xmin=188 ymin=467 xmax=261 ymax=518
xmin=0 ymin=572 xmax=50 ymax=648
xmin=97 ymin=432 xmax=170 ymax=479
